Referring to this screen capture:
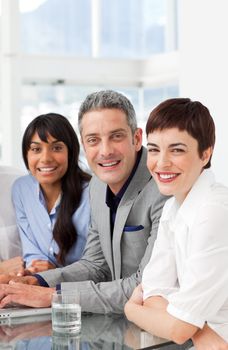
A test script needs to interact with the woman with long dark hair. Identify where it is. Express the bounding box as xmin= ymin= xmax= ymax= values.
xmin=12 ymin=113 xmax=91 ymax=272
